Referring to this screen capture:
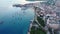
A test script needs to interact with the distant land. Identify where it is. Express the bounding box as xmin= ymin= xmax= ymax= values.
xmin=26 ymin=0 xmax=48 ymax=1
